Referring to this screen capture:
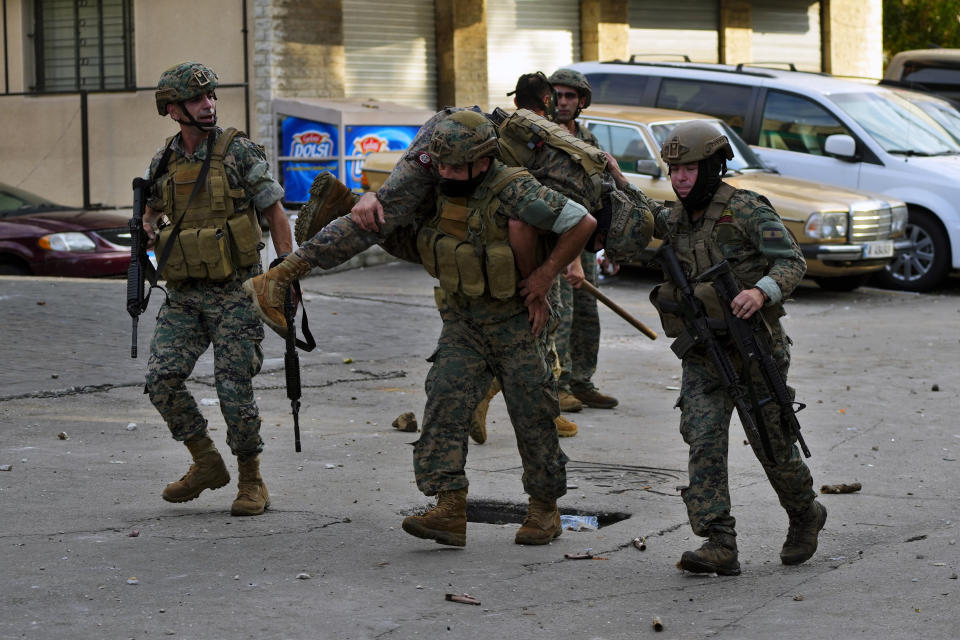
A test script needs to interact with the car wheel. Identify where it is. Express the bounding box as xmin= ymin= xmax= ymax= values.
xmin=876 ymin=209 xmax=950 ymax=292
xmin=0 ymin=260 xmax=30 ymax=275
xmin=814 ymin=275 xmax=866 ymax=292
